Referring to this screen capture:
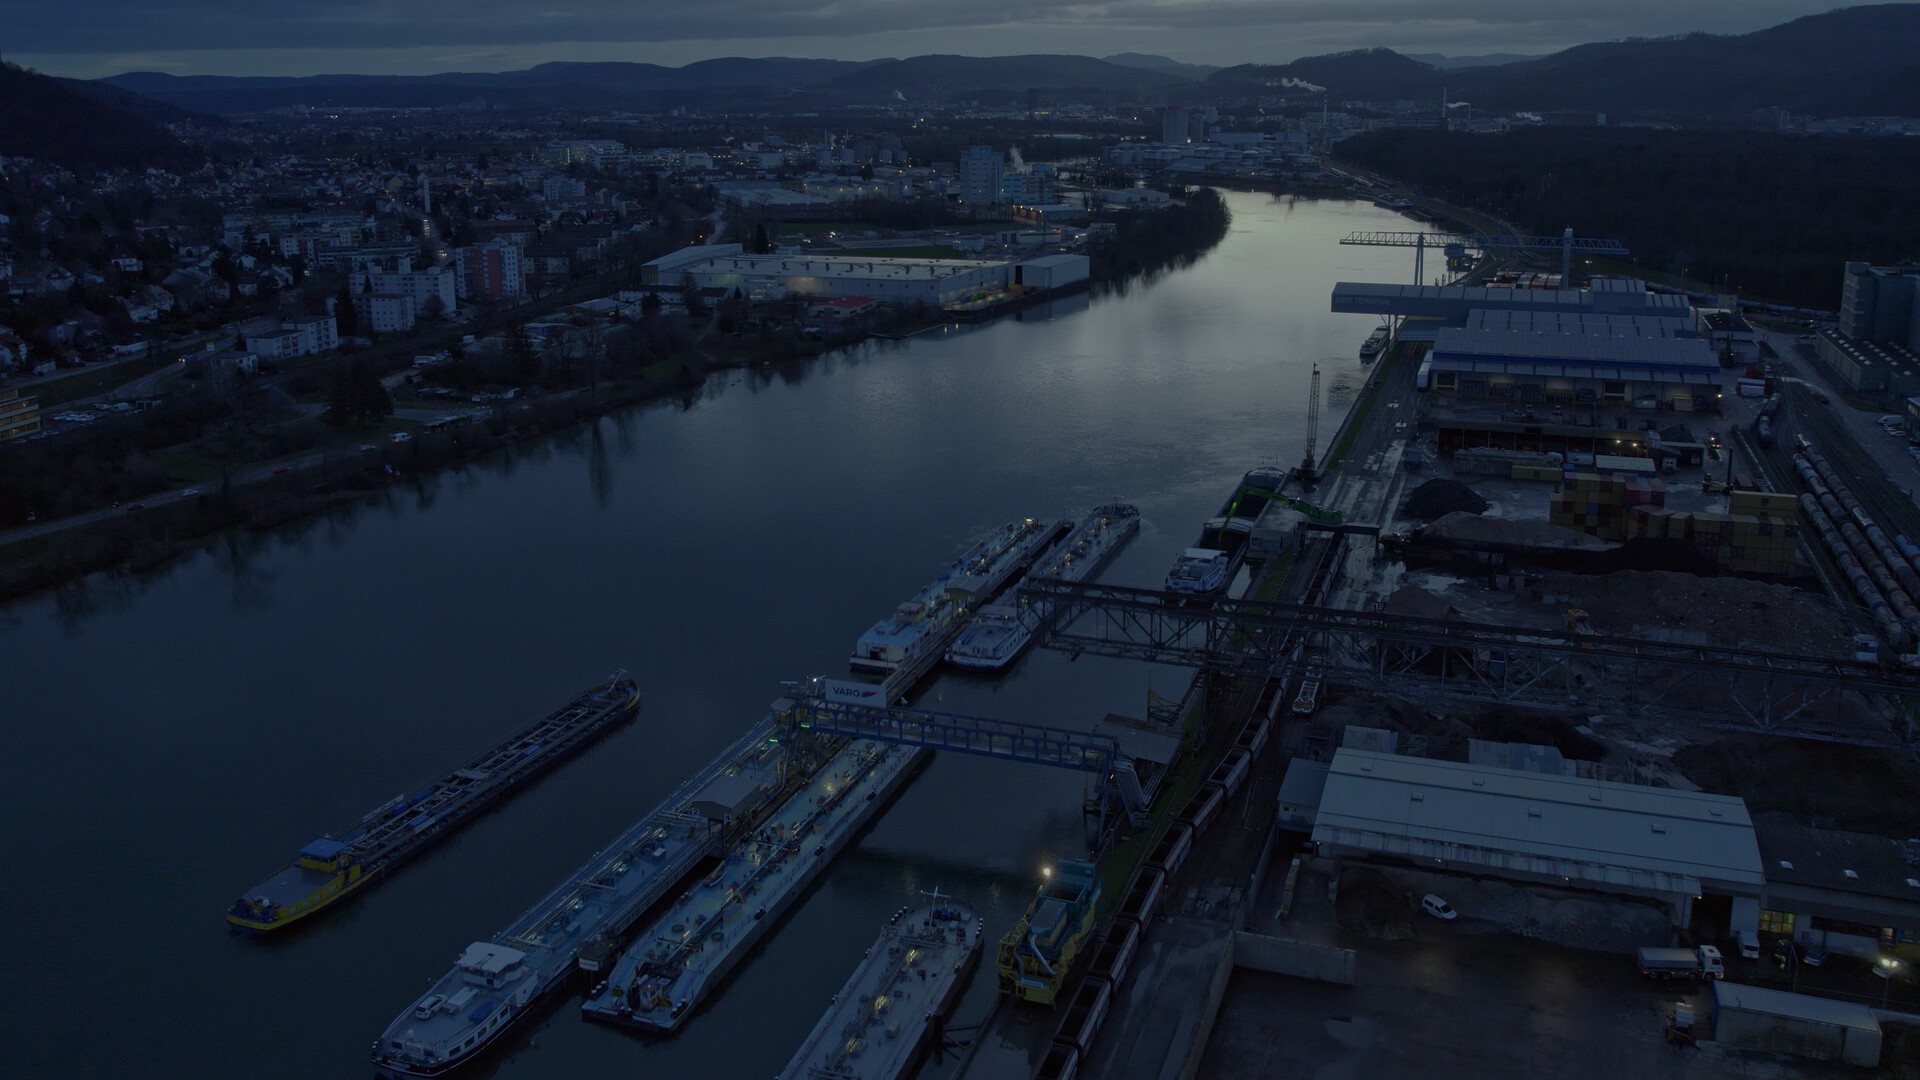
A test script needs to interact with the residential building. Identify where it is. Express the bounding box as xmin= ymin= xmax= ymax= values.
xmin=959 ymin=146 xmax=1004 ymax=206
xmin=351 ymin=292 xmax=418 ymax=334
xmin=455 ymin=242 xmax=525 ymax=302
xmin=0 ymin=388 xmax=41 ymax=442
xmin=0 ymin=327 xmax=28 ymax=372
xmin=243 ymin=313 xmax=339 ymax=361
xmin=356 ymin=265 xmax=458 ymax=316
xmin=120 ymin=285 xmax=176 ymax=324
